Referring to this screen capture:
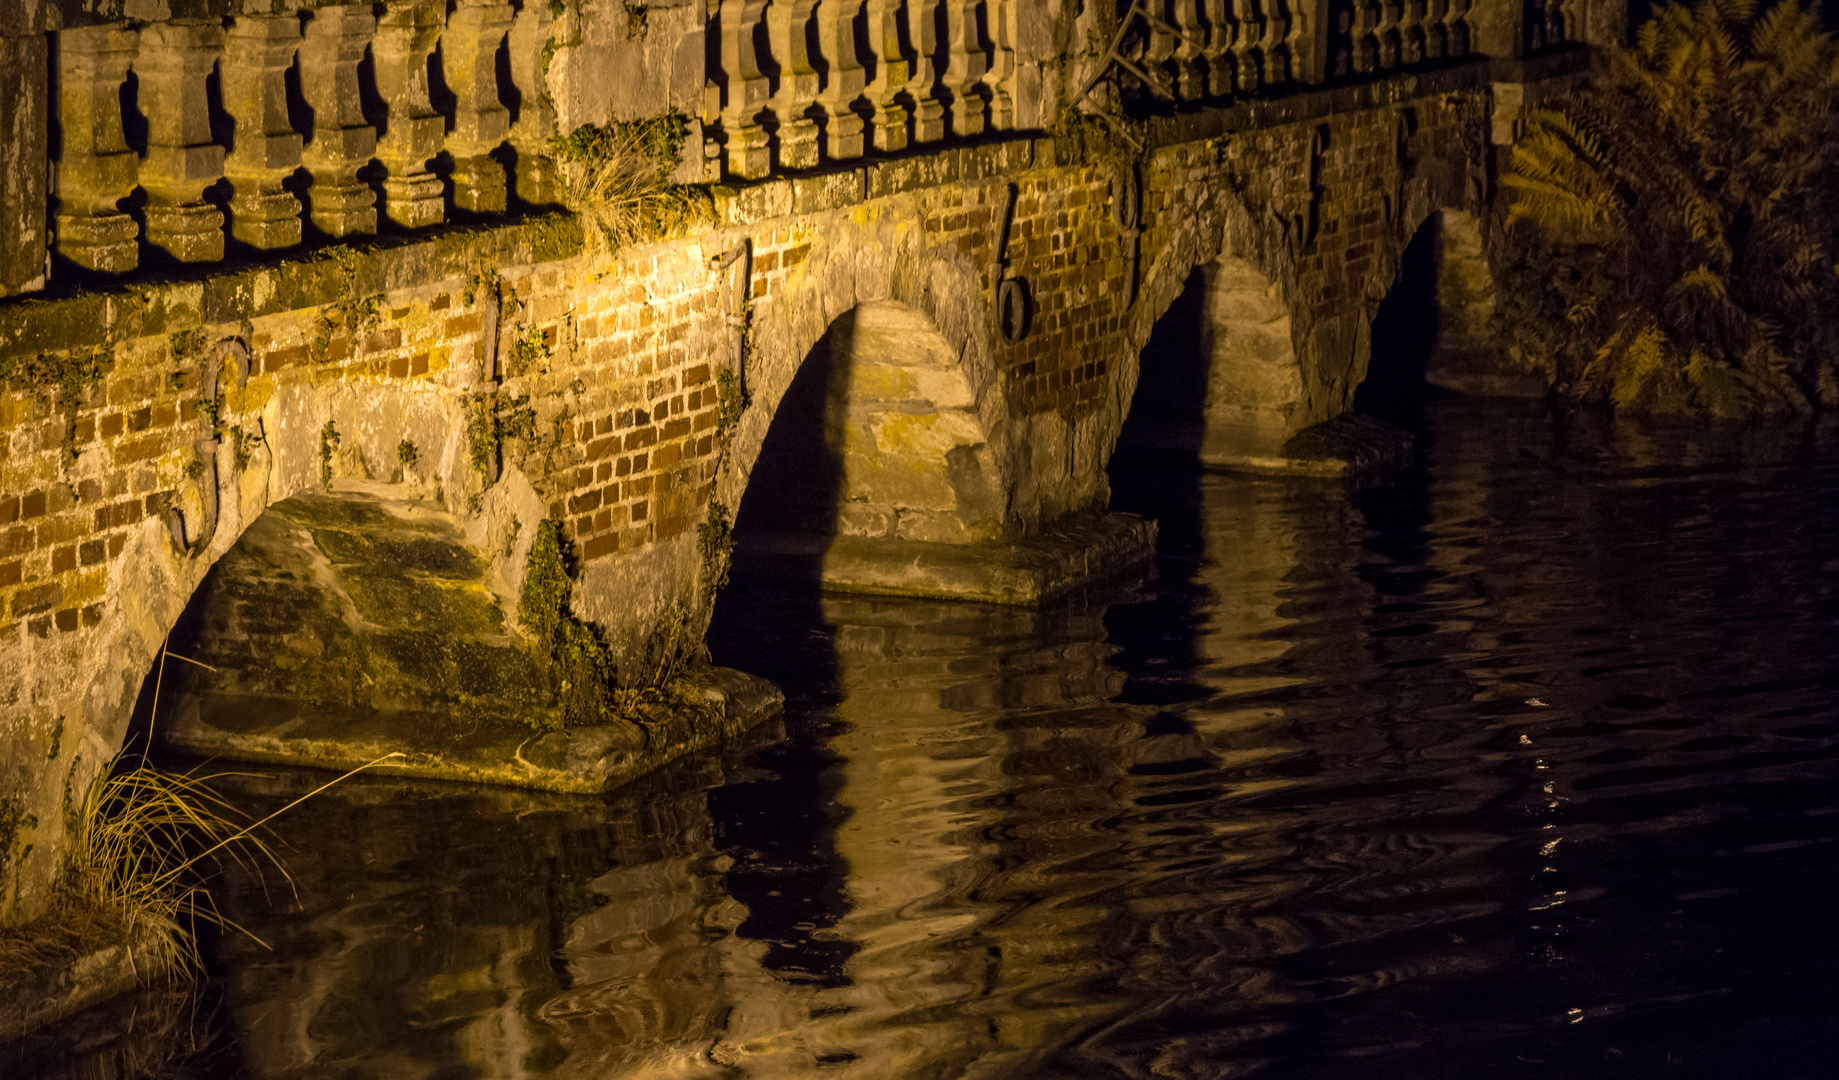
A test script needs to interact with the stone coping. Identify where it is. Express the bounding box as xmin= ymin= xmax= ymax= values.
xmin=0 ymin=53 xmax=1592 ymax=371
xmin=162 ymin=664 xmax=784 ymax=795
xmin=734 ymin=510 xmax=1159 ymax=606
